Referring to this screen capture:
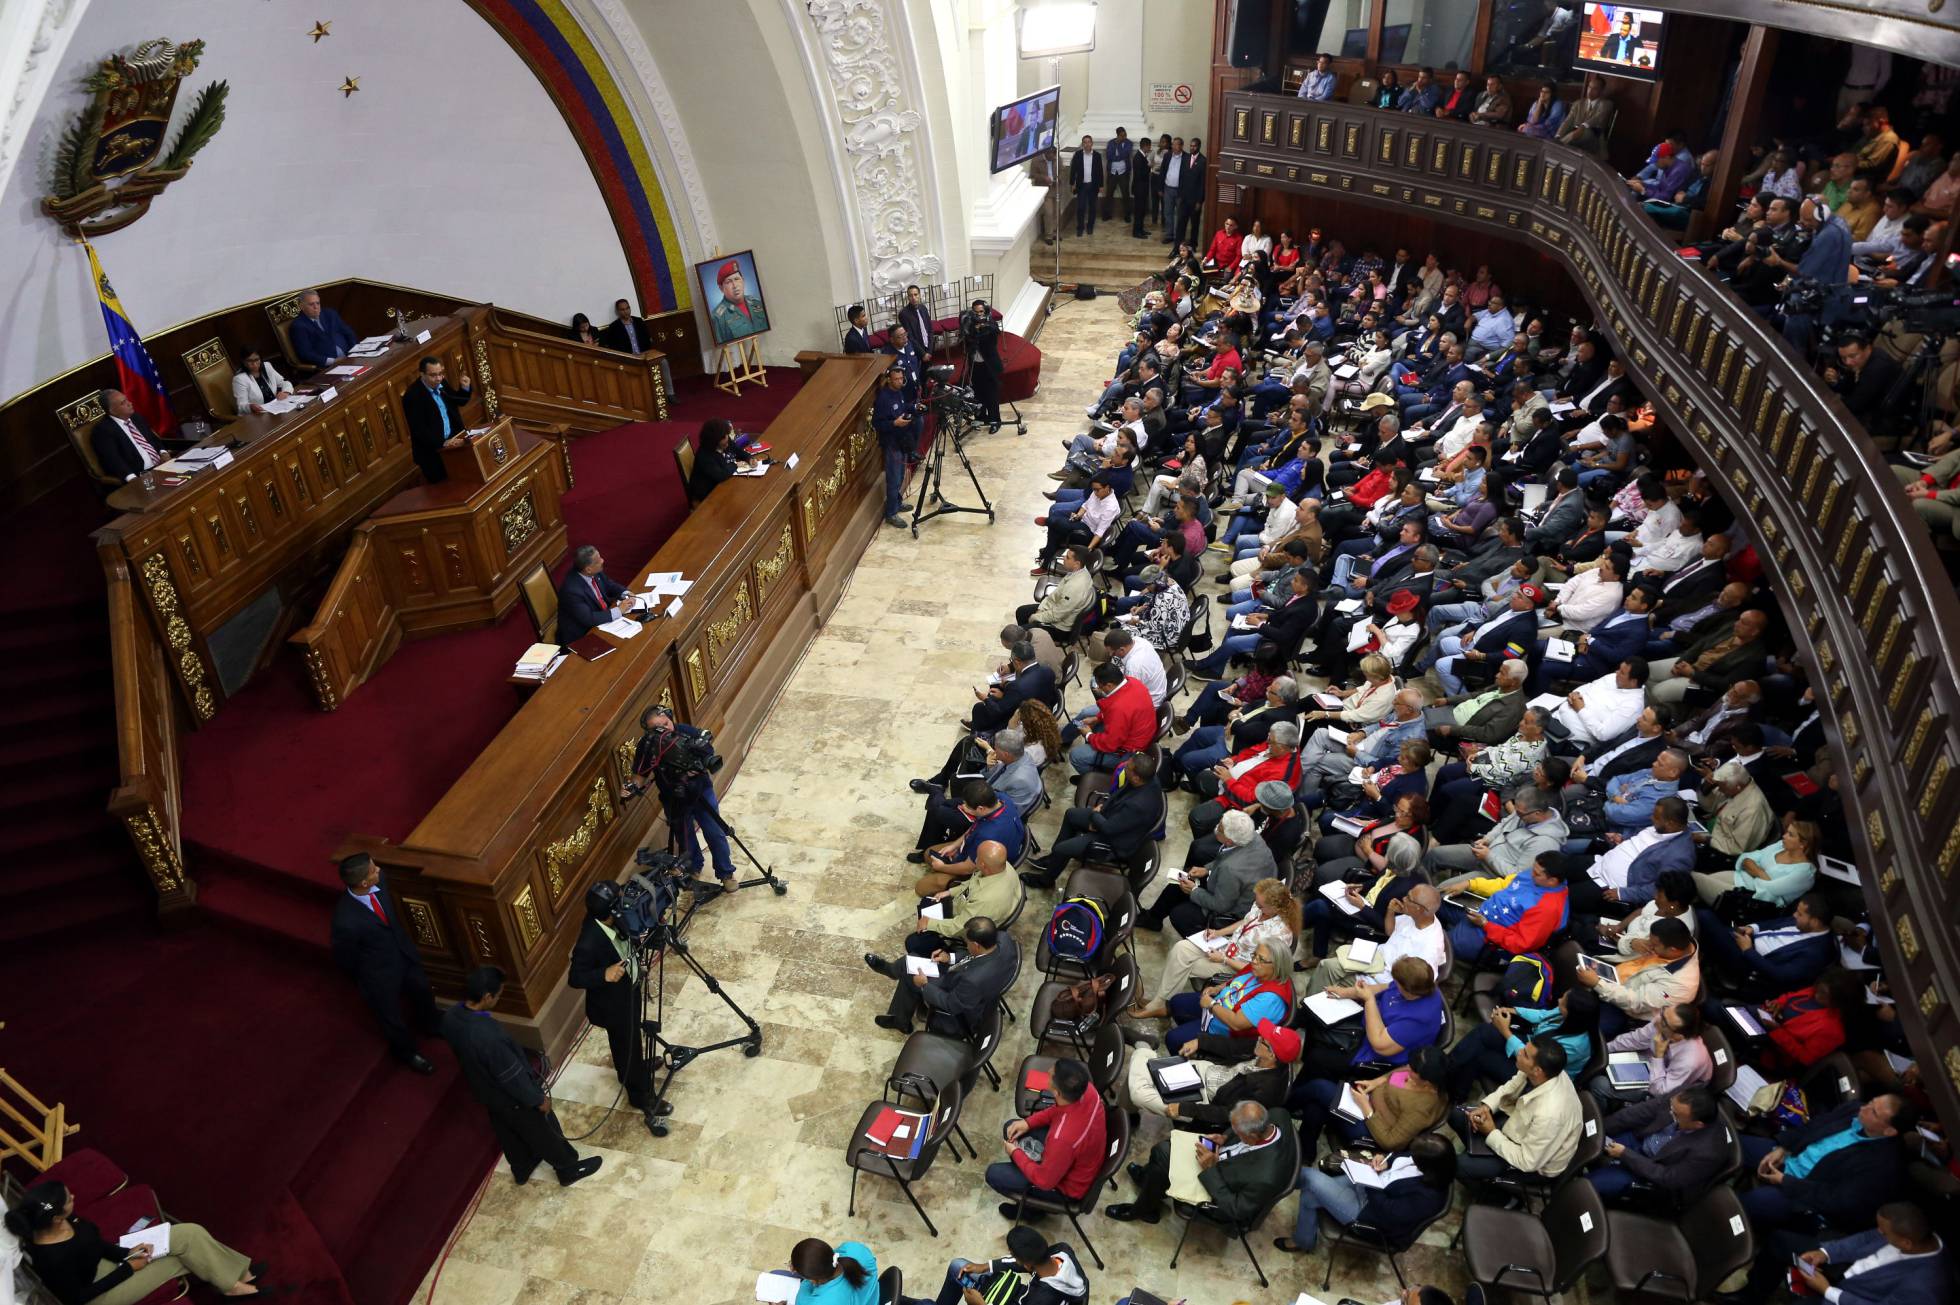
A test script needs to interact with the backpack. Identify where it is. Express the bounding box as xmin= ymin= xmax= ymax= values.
xmin=1498 ymin=950 xmax=1557 ymax=1008
xmin=1046 ymin=896 xmax=1108 ymax=964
